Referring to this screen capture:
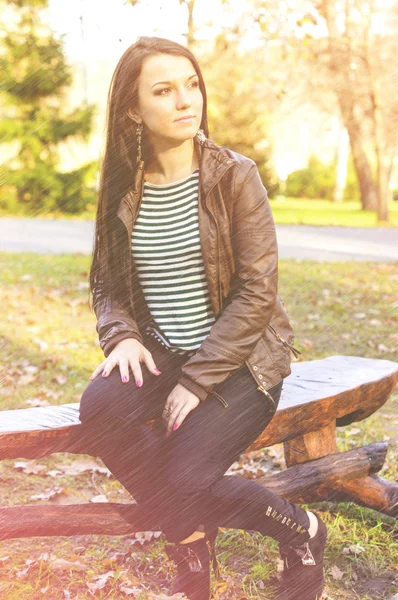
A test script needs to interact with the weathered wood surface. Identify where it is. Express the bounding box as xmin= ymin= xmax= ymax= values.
xmin=0 ymin=355 xmax=397 ymax=459
xmin=315 ymin=475 xmax=398 ymax=518
xmin=0 ymin=442 xmax=391 ymax=540
xmin=284 ymin=422 xmax=338 ymax=465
